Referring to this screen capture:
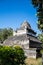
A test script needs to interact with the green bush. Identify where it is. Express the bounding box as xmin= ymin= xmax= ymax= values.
xmin=0 ymin=45 xmax=26 ymax=65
